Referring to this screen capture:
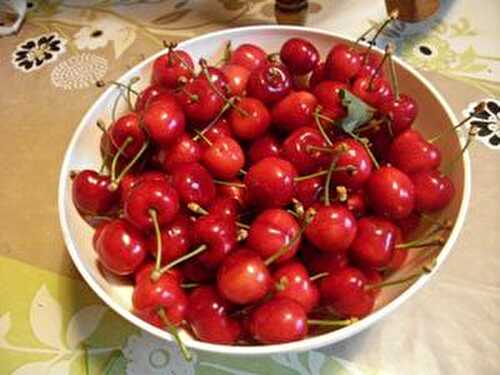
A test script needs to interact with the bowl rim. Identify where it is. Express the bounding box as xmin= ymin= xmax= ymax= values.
xmin=58 ymin=24 xmax=471 ymax=356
